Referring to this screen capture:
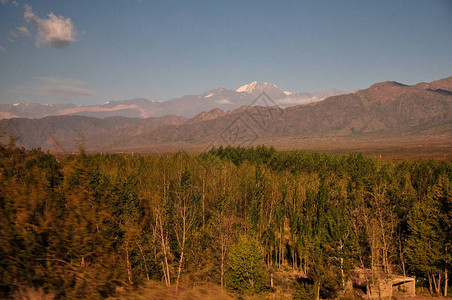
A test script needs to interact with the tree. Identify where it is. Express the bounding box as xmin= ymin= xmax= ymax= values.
xmin=406 ymin=174 xmax=451 ymax=296
xmin=406 ymin=194 xmax=443 ymax=294
xmin=227 ymin=235 xmax=268 ymax=294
